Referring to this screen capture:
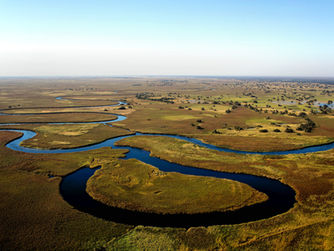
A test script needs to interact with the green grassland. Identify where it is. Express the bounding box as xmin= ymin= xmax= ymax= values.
xmin=116 ymin=135 xmax=334 ymax=250
xmin=3 ymin=128 xmax=334 ymax=250
xmin=2 ymin=104 xmax=124 ymax=115
xmin=87 ymin=159 xmax=267 ymax=214
xmin=115 ymin=101 xmax=333 ymax=151
xmin=0 ymin=112 xmax=118 ymax=124
xmin=1 ymin=123 xmax=132 ymax=149
xmin=0 ymin=131 xmax=135 ymax=250
xmin=0 ymin=78 xmax=334 ymax=250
